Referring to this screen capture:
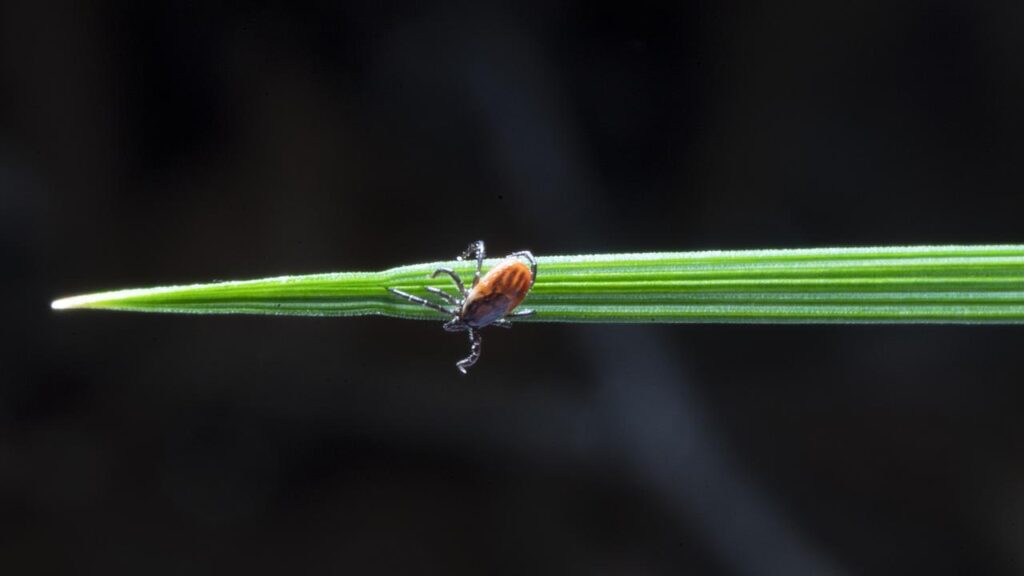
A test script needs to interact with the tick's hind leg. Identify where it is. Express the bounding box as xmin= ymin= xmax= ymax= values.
xmin=492 ymin=318 xmax=513 ymax=329
xmin=510 ymin=250 xmax=537 ymax=289
xmin=507 ymin=309 xmax=535 ymax=318
xmin=456 ymin=329 xmax=482 ymax=374
xmin=458 ymin=240 xmax=486 ymax=288
xmin=386 ymin=287 xmax=452 ymax=316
